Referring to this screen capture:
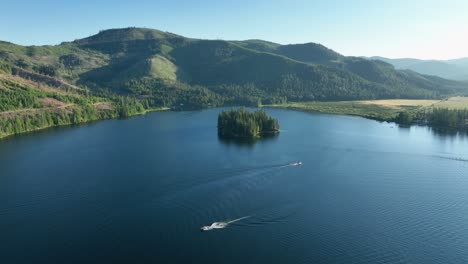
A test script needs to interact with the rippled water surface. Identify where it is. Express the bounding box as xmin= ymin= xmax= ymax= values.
xmin=1 ymin=108 xmax=468 ymax=263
